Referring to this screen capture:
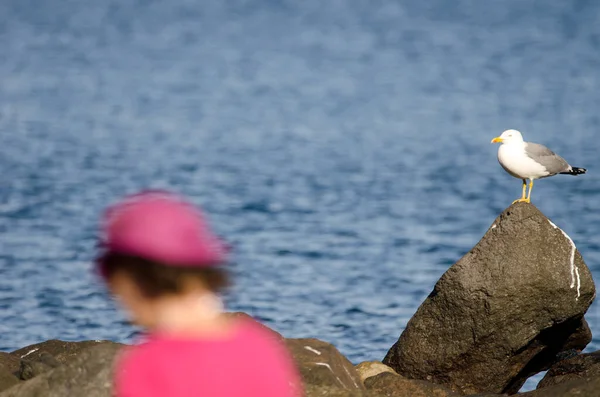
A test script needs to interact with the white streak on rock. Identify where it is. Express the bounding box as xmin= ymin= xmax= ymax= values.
xmin=575 ymin=266 xmax=581 ymax=301
xmin=21 ymin=348 xmax=39 ymax=358
xmin=304 ymin=346 xmax=322 ymax=355
xmin=491 ymin=224 xmax=497 ymax=229
xmin=315 ymin=363 xmax=344 ymax=387
xmin=548 ymin=220 xmax=580 ymax=300
xmin=342 ymin=364 xmax=359 ymax=388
